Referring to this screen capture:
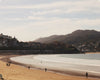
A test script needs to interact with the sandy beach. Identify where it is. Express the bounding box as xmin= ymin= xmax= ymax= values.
xmin=10 ymin=54 xmax=100 ymax=78
xmin=0 ymin=55 xmax=99 ymax=80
